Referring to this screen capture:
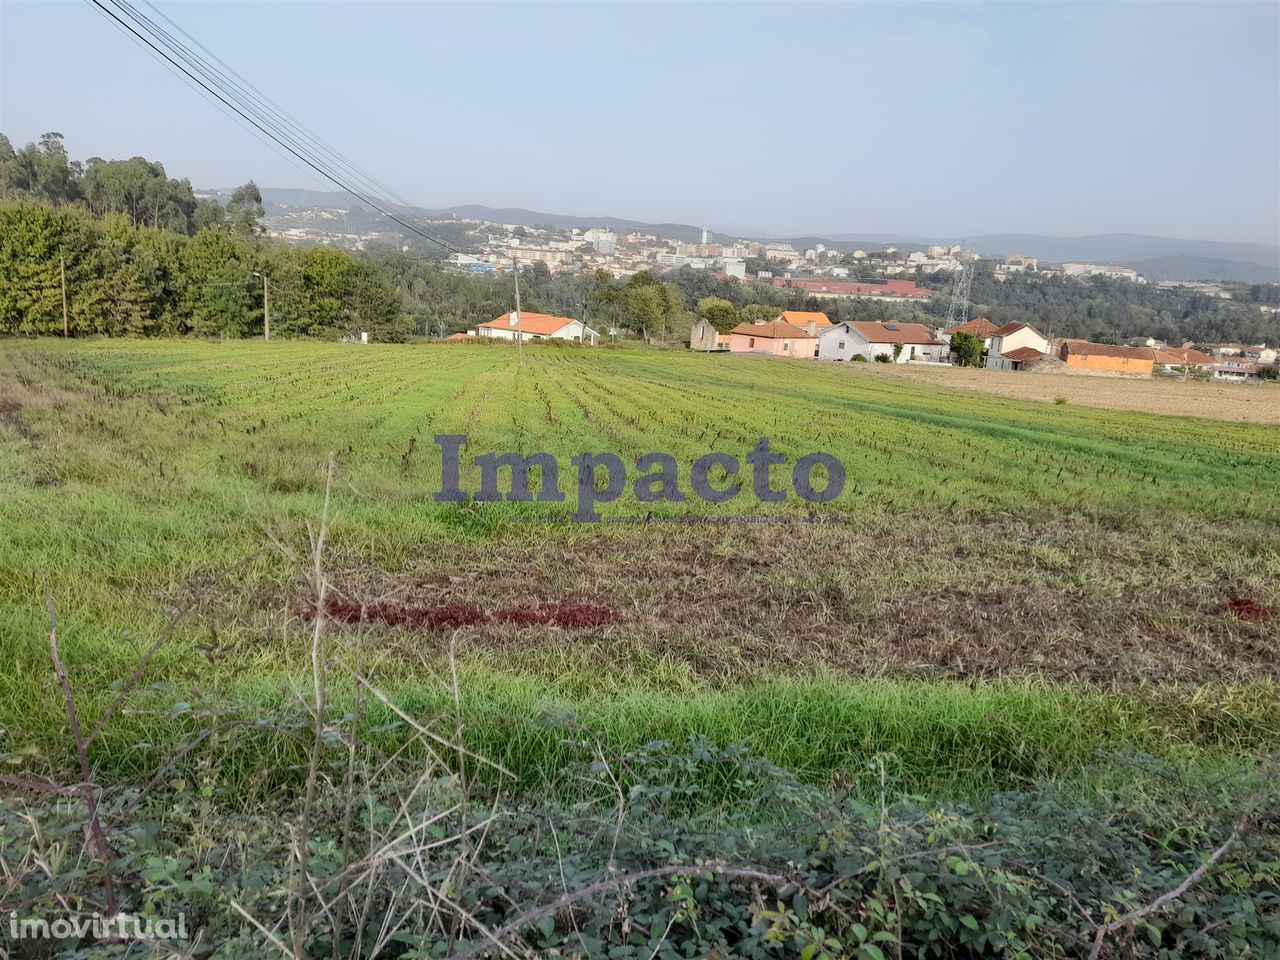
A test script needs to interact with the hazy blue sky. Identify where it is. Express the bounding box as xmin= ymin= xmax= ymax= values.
xmin=2 ymin=1 xmax=1278 ymax=243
